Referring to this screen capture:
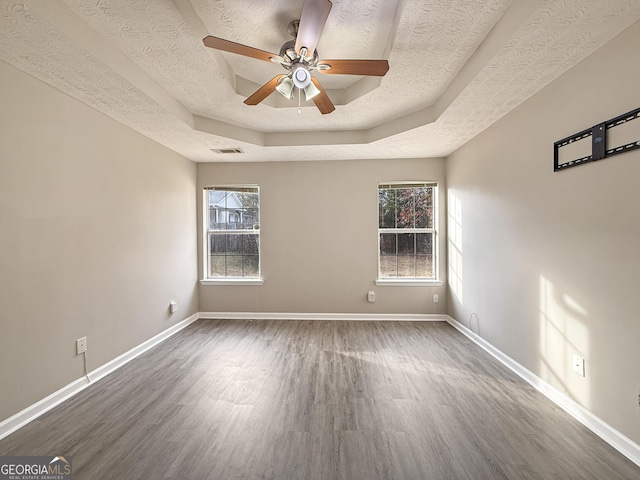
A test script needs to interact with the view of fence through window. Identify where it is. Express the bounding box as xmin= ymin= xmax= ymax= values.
xmin=206 ymin=186 xmax=260 ymax=278
xmin=378 ymin=183 xmax=436 ymax=278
